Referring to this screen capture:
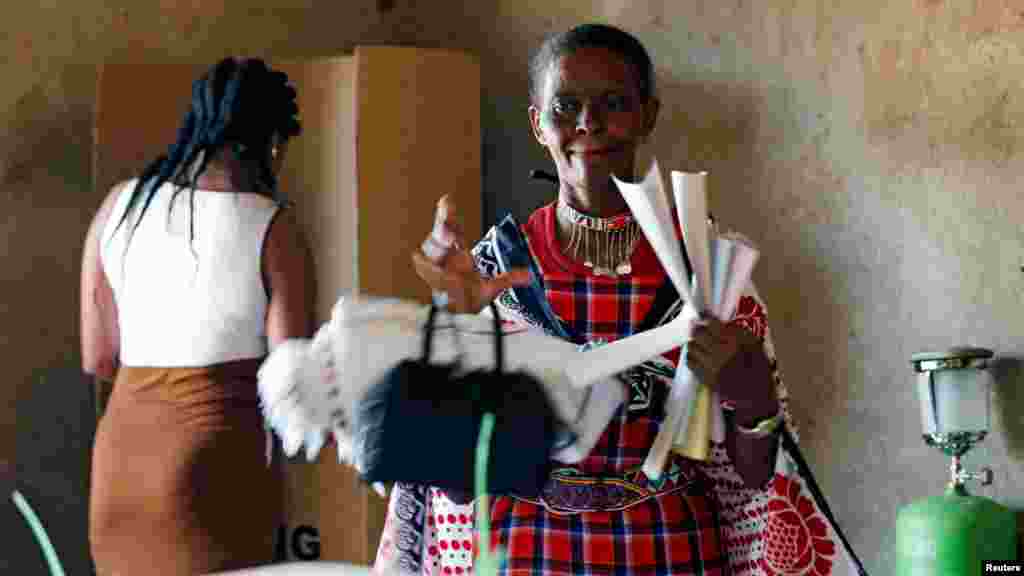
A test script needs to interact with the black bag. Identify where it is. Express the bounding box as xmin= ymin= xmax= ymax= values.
xmin=356 ymin=302 xmax=560 ymax=497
